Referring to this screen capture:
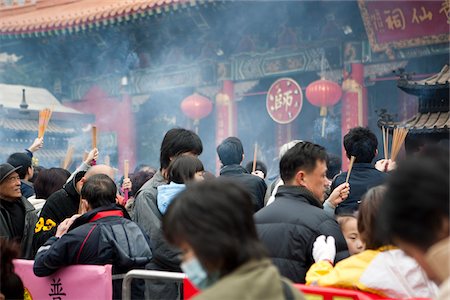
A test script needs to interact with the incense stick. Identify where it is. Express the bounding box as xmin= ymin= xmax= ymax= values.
xmin=382 ymin=126 xmax=387 ymax=160
xmin=252 ymin=143 xmax=258 ymax=173
xmin=38 ymin=108 xmax=52 ymax=138
xmin=62 ymin=145 xmax=74 ymax=170
xmin=92 ymin=126 xmax=97 ymax=165
xmin=123 ymin=160 xmax=130 ymax=205
xmin=391 ymin=127 xmax=408 ymax=161
xmin=345 ymin=156 xmax=356 ymax=183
